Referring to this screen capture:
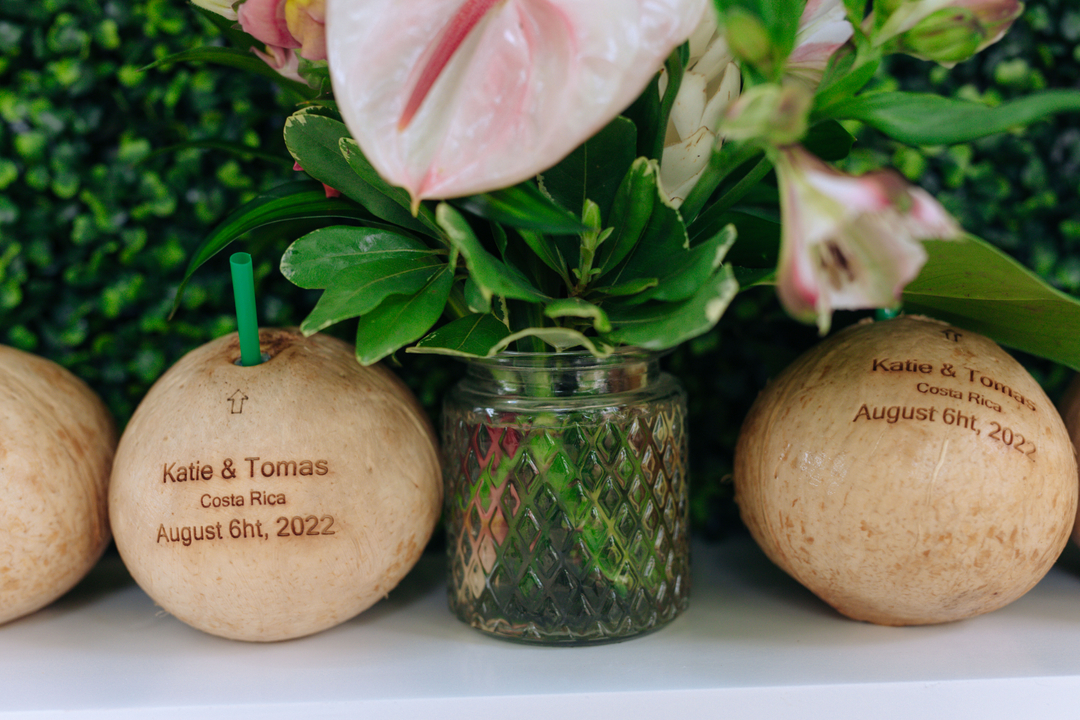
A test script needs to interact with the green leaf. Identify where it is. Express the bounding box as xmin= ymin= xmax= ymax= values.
xmin=283 ymin=112 xmax=436 ymax=237
xmin=601 ymin=166 xmax=688 ymax=287
xmin=595 ymin=158 xmax=661 ymax=276
xmin=801 ymin=119 xmax=856 ymax=162
xmin=606 ymin=265 xmax=739 ymax=350
xmin=591 ymin=277 xmax=660 ymax=298
xmin=408 ymin=313 xmax=511 ymax=357
xmin=624 ymin=224 xmax=737 ymax=305
xmin=830 ymin=90 xmax=1080 ymax=146
xmin=696 ymin=210 xmax=780 ymax=267
xmin=145 ymin=139 xmax=293 ymax=167
xmin=299 ymin=256 xmax=442 ymax=335
xmin=812 ymin=52 xmax=879 ymax=116
xmin=454 ymin=181 xmax=588 ymax=234
xmin=492 ymin=327 xmax=614 ymax=355
xmin=144 ymin=47 xmax=316 ymax=100
xmin=517 ymin=229 xmax=570 ymax=285
xmin=539 ymin=116 xmax=638 ymax=222
xmin=339 ymin=137 xmax=441 ymax=235
xmin=901 ymin=236 xmax=1080 ymax=371
xmin=544 ymin=297 xmax=612 ymax=333
xmin=170 ymin=182 xmax=374 ymax=317
xmin=354 ymin=268 xmax=454 ymax=365
xmin=464 ymin=276 xmax=491 ymax=313
xmin=281 ymin=226 xmax=439 ymax=289
xmin=436 ymin=203 xmax=548 ymax=303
